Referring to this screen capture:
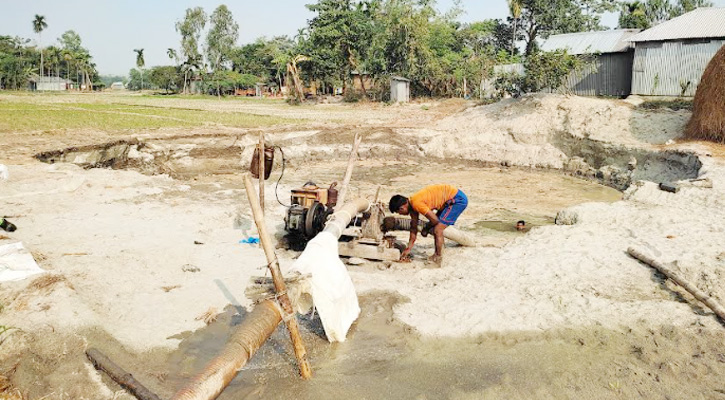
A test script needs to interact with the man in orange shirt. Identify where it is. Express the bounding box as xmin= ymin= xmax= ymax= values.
xmin=389 ymin=184 xmax=468 ymax=264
